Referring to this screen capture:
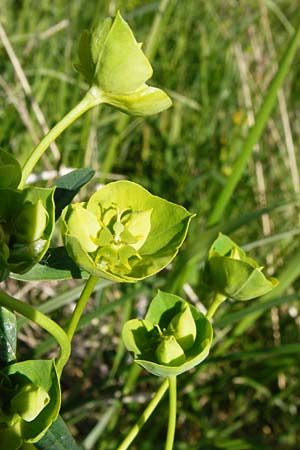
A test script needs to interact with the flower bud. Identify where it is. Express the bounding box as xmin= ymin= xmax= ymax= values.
xmin=10 ymin=383 xmax=50 ymax=422
xmin=155 ymin=336 xmax=186 ymax=366
xmin=167 ymin=303 xmax=196 ymax=351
